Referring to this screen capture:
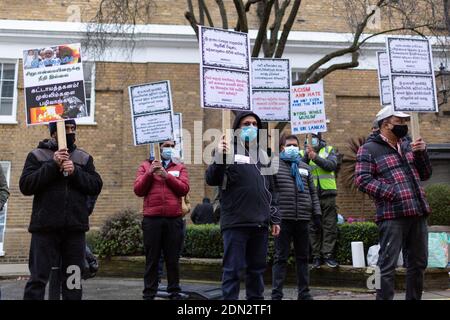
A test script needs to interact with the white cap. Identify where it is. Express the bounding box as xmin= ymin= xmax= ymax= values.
xmin=375 ymin=104 xmax=410 ymax=122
